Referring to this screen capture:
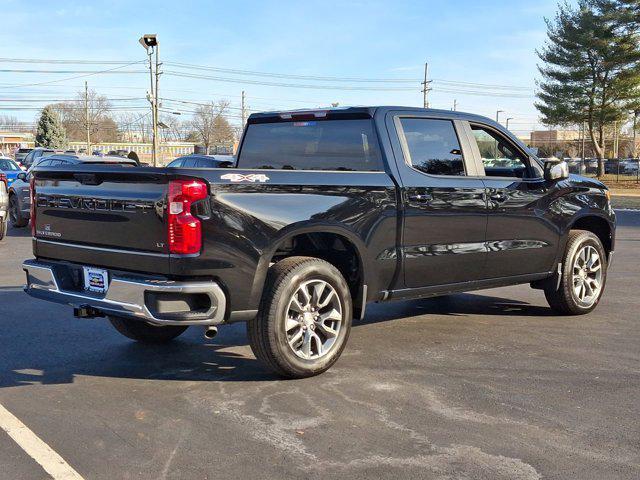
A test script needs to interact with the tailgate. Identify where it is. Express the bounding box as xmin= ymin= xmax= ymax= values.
xmin=33 ymin=167 xmax=169 ymax=254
